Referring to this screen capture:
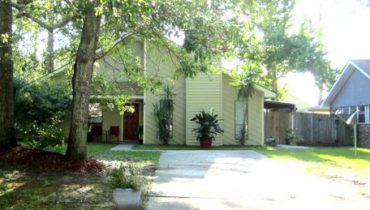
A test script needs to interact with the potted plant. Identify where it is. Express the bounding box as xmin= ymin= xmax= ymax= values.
xmin=191 ymin=109 xmax=224 ymax=149
xmin=109 ymin=164 xmax=147 ymax=210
